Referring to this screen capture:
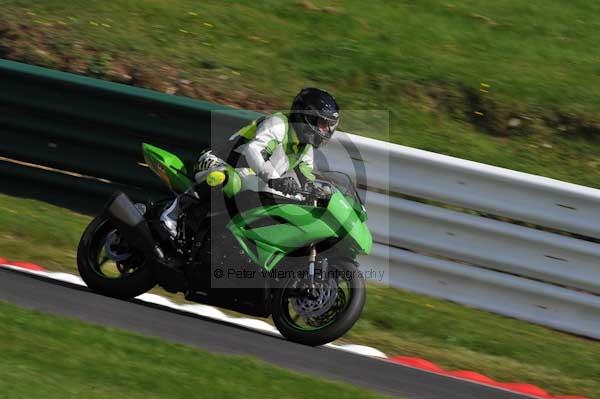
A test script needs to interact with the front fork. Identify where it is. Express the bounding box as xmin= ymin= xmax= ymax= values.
xmin=307 ymin=198 xmax=319 ymax=286
xmin=307 ymin=244 xmax=328 ymax=286
xmin=308 ymin=245 xmax=316 ymax=285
